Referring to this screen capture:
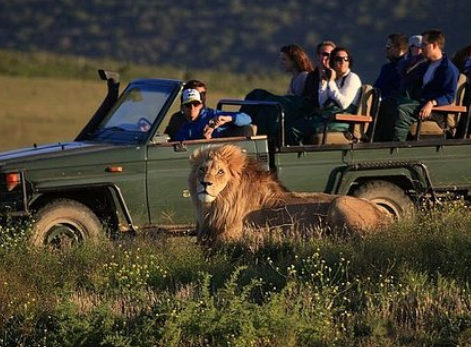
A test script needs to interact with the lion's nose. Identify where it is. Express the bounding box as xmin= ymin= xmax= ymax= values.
xmin=200 ymin=181 xmax=212 ymax=188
